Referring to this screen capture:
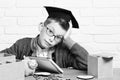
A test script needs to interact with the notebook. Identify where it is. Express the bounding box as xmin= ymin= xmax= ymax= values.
xmin=30 ymin=57 xmax=63 ymax=74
